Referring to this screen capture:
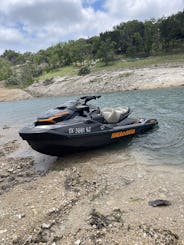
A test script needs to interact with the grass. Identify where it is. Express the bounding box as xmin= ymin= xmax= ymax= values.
xmin=37 ymin=52 xmax=184 ymax=81
xmin=91 ymin=53 xmax=184 ymax=73
xmin=37 ymin=66 xmax=78 ymax=81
